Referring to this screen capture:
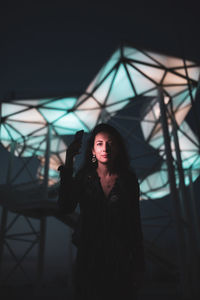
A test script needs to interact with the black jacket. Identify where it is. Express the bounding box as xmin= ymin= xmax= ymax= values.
xmin=58 ymin=166 xmax=145 ymax=279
